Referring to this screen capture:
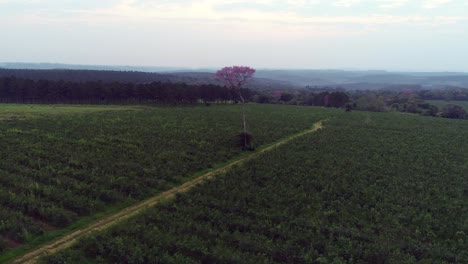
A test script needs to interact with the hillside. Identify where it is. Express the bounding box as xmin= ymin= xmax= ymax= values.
xmin=0 ymin=68 xmax=299 ymax=90
xmin=2 ymin=63 xmax=468 ymax=90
